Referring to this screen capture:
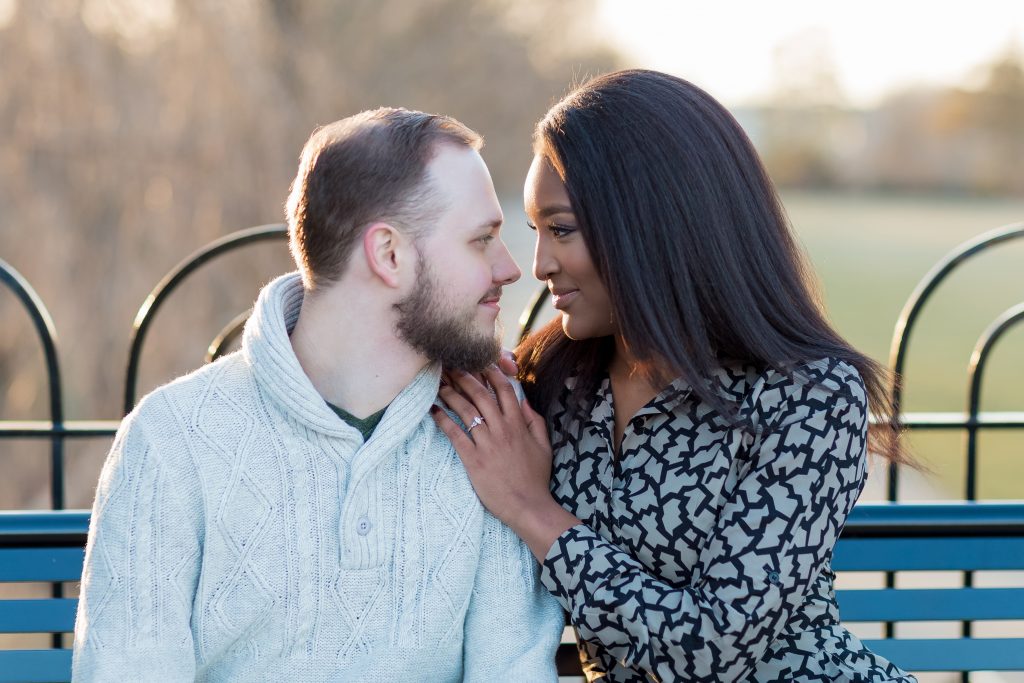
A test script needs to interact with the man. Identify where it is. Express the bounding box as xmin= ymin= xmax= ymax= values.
xmin=72 ymin=109 xmax=564 ymax=681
